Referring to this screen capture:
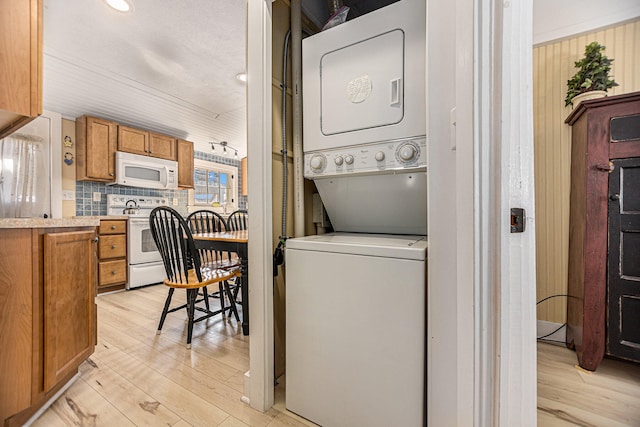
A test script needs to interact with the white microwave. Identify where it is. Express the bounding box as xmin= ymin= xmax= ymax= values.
xmin=114 ymin=151 xmax=178 ymax=190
